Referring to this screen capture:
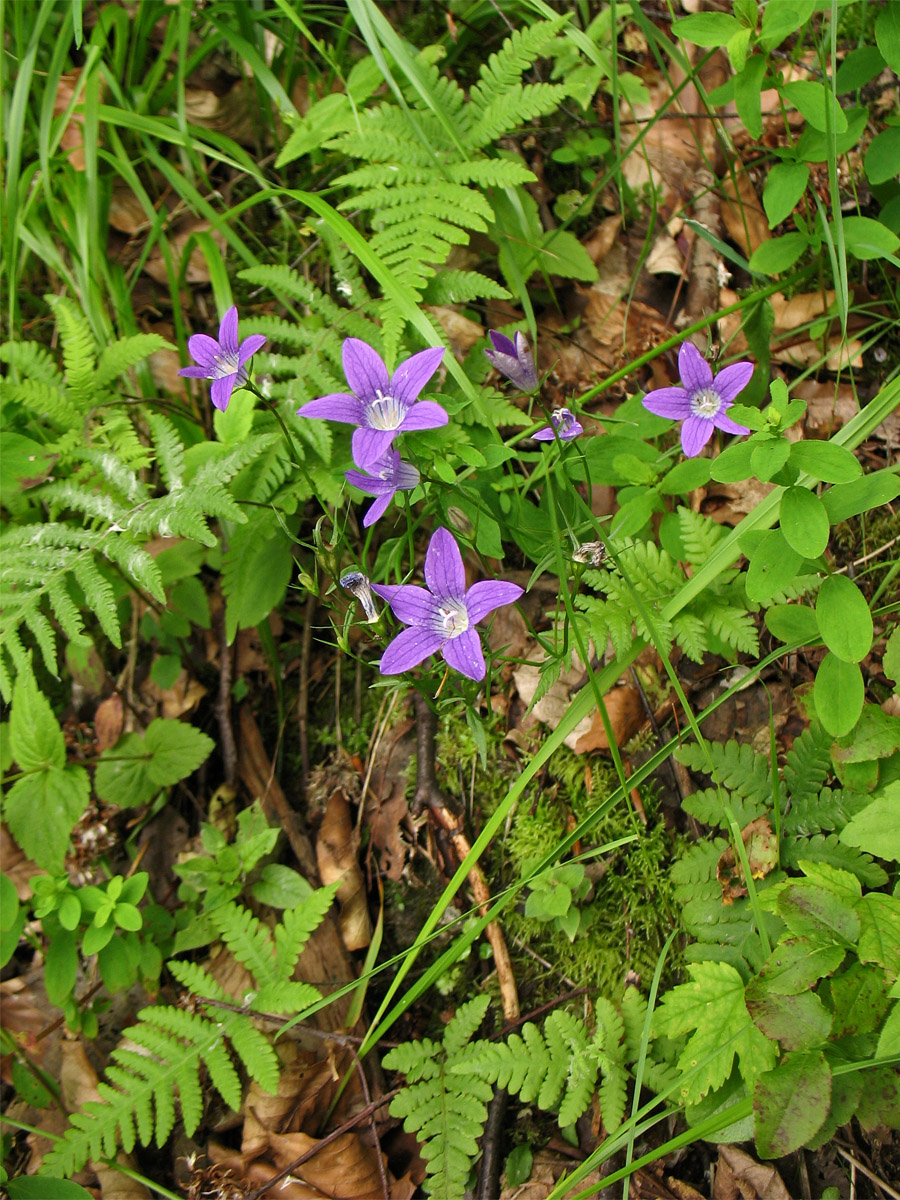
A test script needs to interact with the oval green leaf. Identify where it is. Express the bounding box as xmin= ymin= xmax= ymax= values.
xmin=816 ymin=575 xmax=873 ymax=662
xmin=814 ymin=653 xmax=864 ymax=737
xmin=765 ymin=604 xmax=820 ymax=645
xmin=790 ymin=440 xmax=862 ymax=483
xmin=822 ymin=471 xmax=900 ymax=522
xmin=745 ymin=529 xmax=803 ymax=604
xmin=780 ymin=486 xmax=830 ymax=558
xmin=751 ymin=437 xmax=791 ymax=482
xmin=659 ymin=457 xmax=712 ymax=495
xmin=749 ymin=232 xmax=809 ymax=274
xmin=763 ymin=162 xmax=810 ymax=229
